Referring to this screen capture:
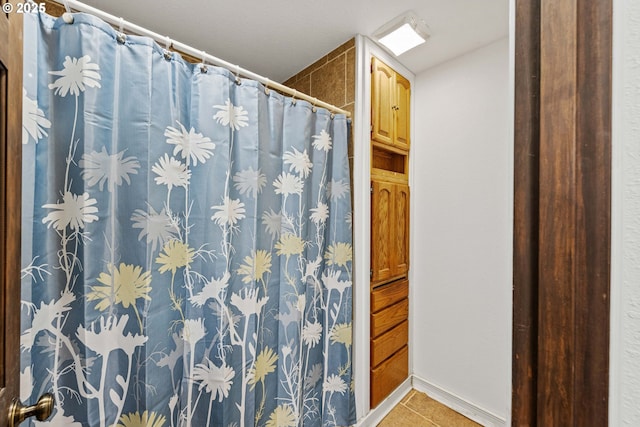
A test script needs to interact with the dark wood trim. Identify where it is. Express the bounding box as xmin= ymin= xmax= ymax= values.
xmin=573 ymin=0 xmax=612 ymax=423
xmin=537 ymin=0 xmax=580 ymax=423
xmin=513 ymin=0 xmax=611 ymax=425
xmin=512 ymin=0 xmax=540 ymax=424
xmin=0 ymin=5 xmax=23 ymax=426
